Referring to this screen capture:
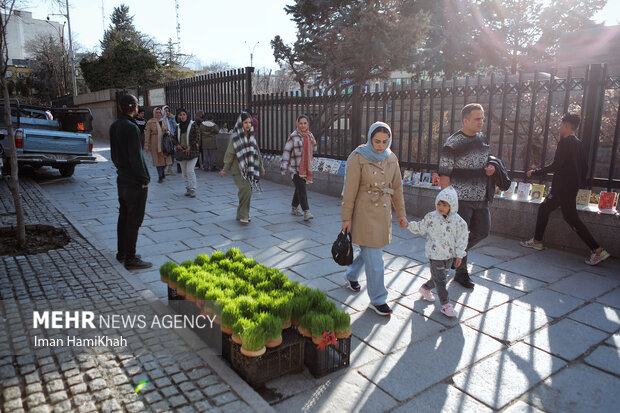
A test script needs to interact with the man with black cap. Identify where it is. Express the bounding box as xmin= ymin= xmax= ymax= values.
xmin=109 ymin=94 xmax=152 ymax=270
